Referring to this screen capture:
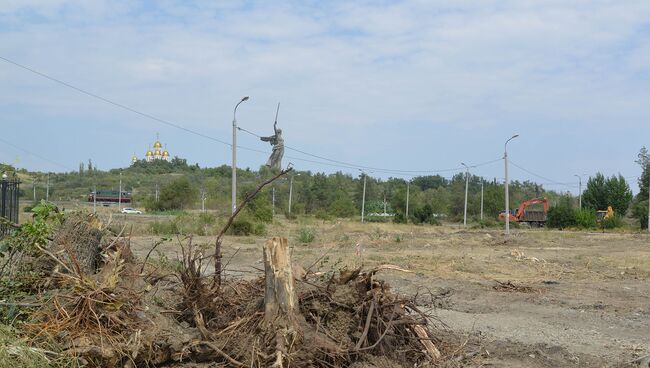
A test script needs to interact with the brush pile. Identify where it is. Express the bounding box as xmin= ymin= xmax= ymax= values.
xmin=8 ymin=216 xmax=445 ymax=367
